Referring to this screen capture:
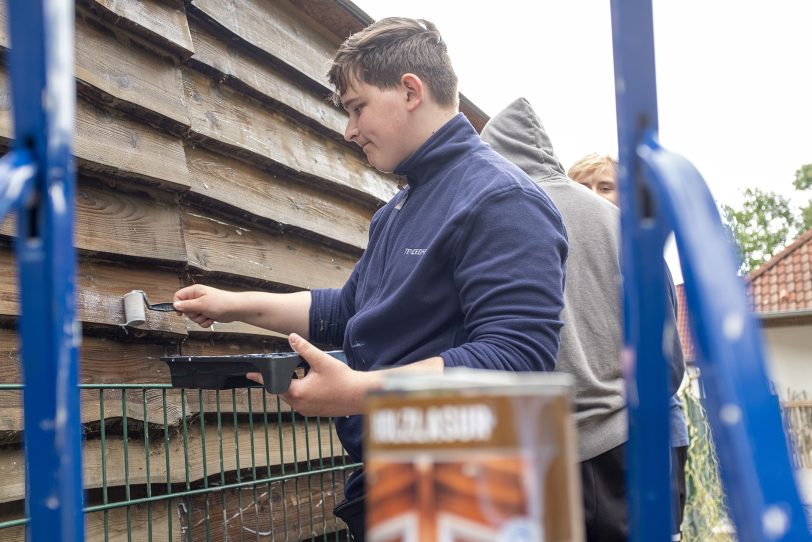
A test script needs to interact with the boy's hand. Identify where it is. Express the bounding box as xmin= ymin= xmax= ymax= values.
xmin=247 ymin=334 xmax=376 ymax=417
xmin=173 ymin=284 xmax=238 ymax=328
